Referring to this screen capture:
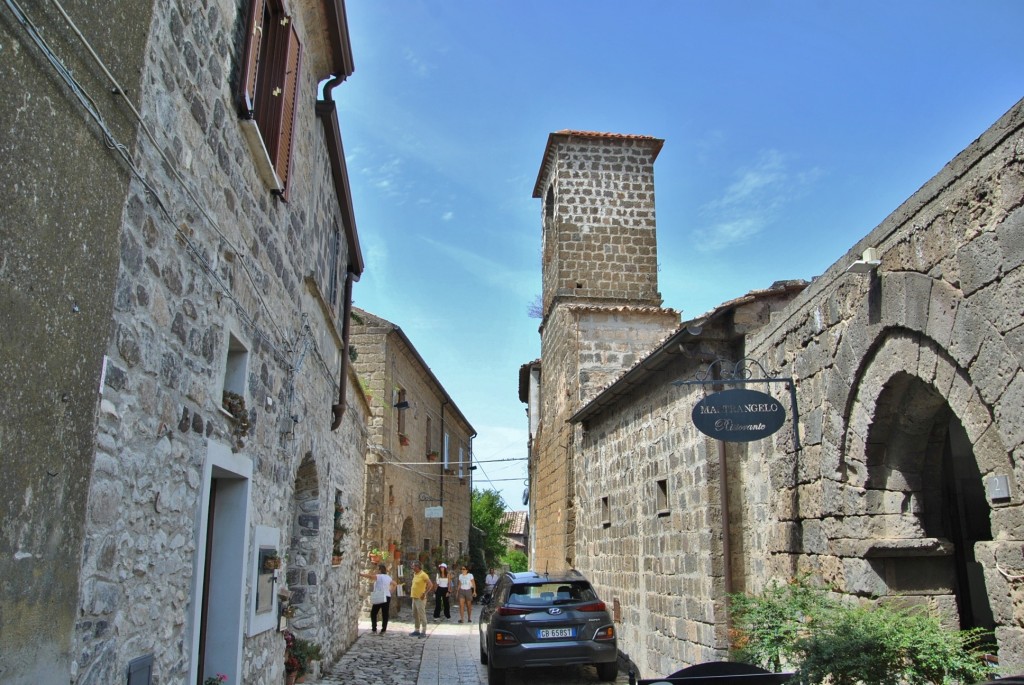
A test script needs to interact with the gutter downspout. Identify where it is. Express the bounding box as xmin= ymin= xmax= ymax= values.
xmin=319 ymin=72 xmax=360 ymax=431
xmin=439 ymin=399 xmax=448 ymax=551
xmin=331 ymin=268 xmax=355 ymax=430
